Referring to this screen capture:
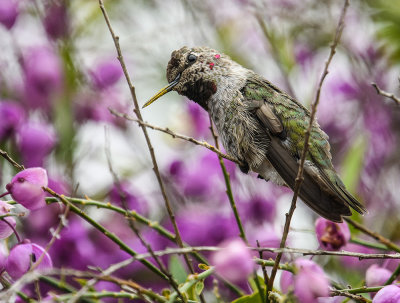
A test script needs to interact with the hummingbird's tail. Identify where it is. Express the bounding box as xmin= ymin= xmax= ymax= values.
xmin=265 ymin=136 xmax=366 ymax=222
